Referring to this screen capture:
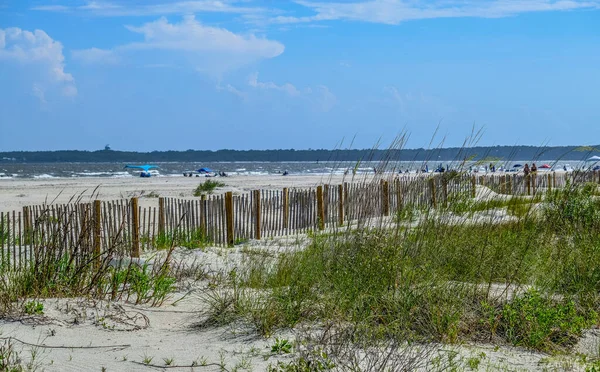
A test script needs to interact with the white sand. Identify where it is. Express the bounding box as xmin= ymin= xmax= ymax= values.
xmin=0 ymin=241 xmax=595 ymax=372
xmin=1 ymin=175 xmax=597 ymax=371
xmin=0 ymin=174 xmax=381 ymax=213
